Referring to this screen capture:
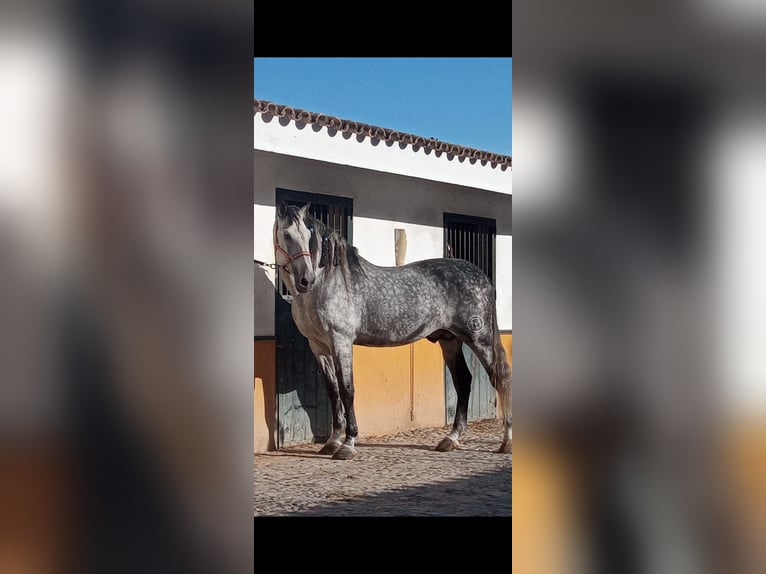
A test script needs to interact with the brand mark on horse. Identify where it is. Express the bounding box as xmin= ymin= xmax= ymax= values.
xmin=467 ymin=315 xmax=484 ymax=332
